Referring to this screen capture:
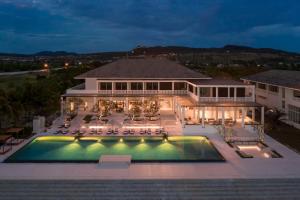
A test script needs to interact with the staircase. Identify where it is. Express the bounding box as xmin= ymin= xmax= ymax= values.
xmin=0 ymin=179 xmax=299 ymax=200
